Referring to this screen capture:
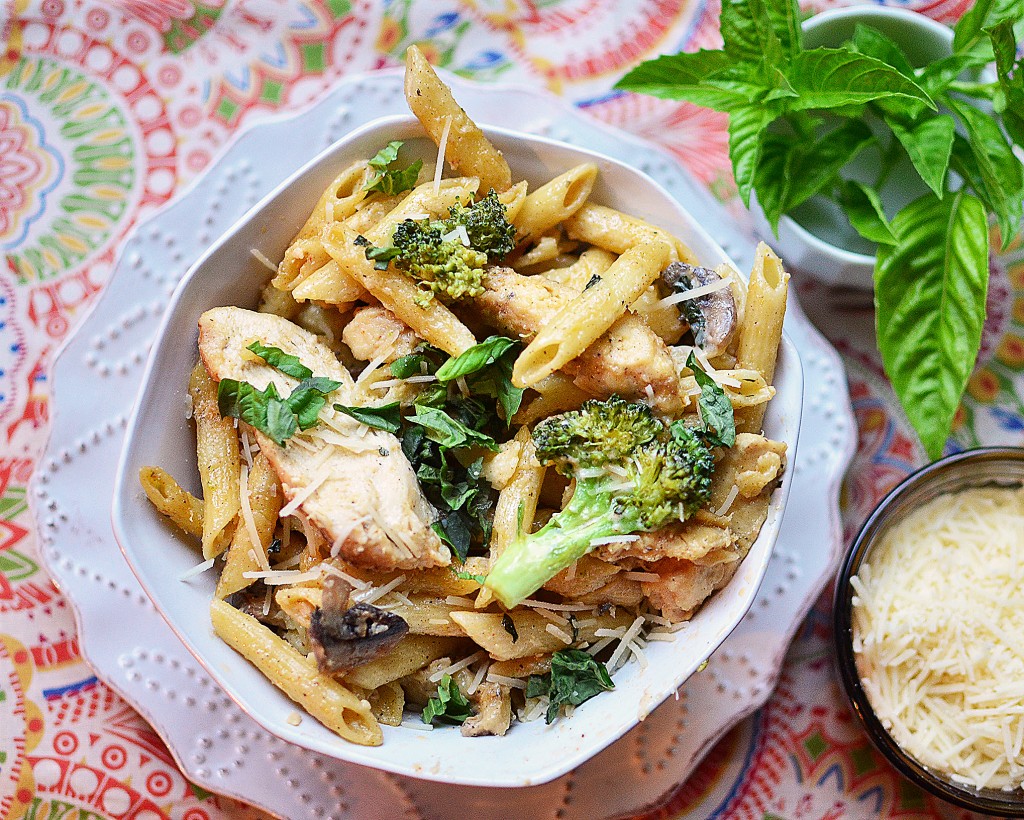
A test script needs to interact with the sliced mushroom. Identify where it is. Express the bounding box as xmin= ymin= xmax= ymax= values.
xmin=309 ymin=577 xmax=409 ymax=674
xmin=661 ymin=262 xmax=737 ymax=358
